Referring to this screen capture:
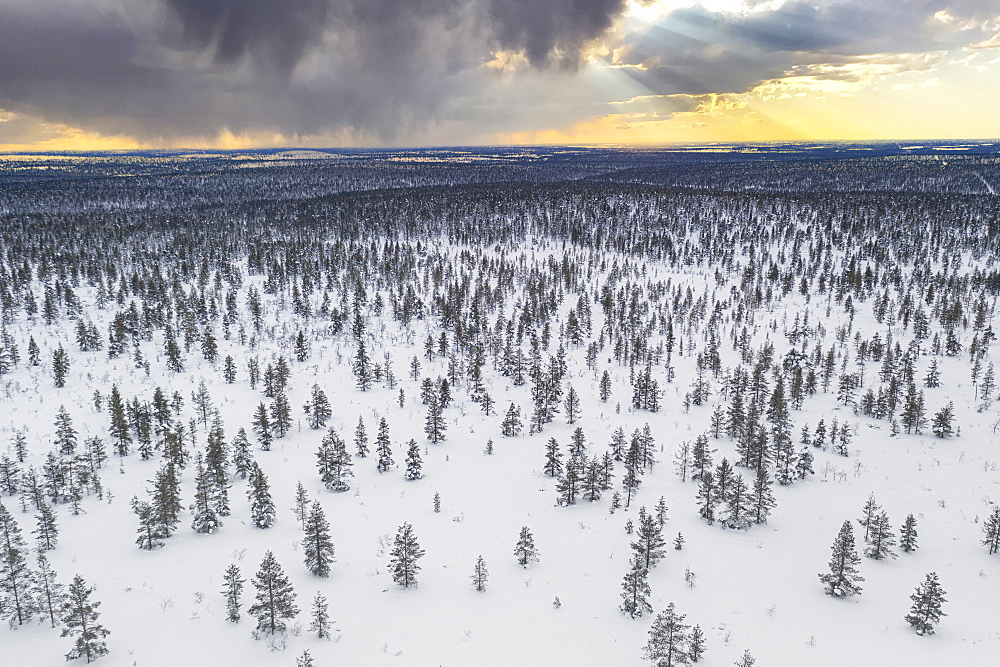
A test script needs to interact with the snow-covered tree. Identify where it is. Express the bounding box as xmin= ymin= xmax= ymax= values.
xmin=819 ymin=521 xmax=864 ymax=598
xmin=905 ymin=572 xmax=947 ymax=636
xmin=302 ymin=501 xmax=335 ymax=577
xmin=643 ymin=602 xmax=690 ymax=666
xmin=222 ymin=563 xmax=245 ymax=623
xmin=620 ymin=556 xmax=652 ymax=619
xmin=470 ymin=555 xmax=488 ymax=592
xmin=513 ymin=526 xmax=539 ymax=568
xmin=248 ymin=551 xmax=298 ymax=635
xmin=389 ymin=522 xmax=425 ymax=588
xmin=61 ymin=574 xmax=110 ymax=663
